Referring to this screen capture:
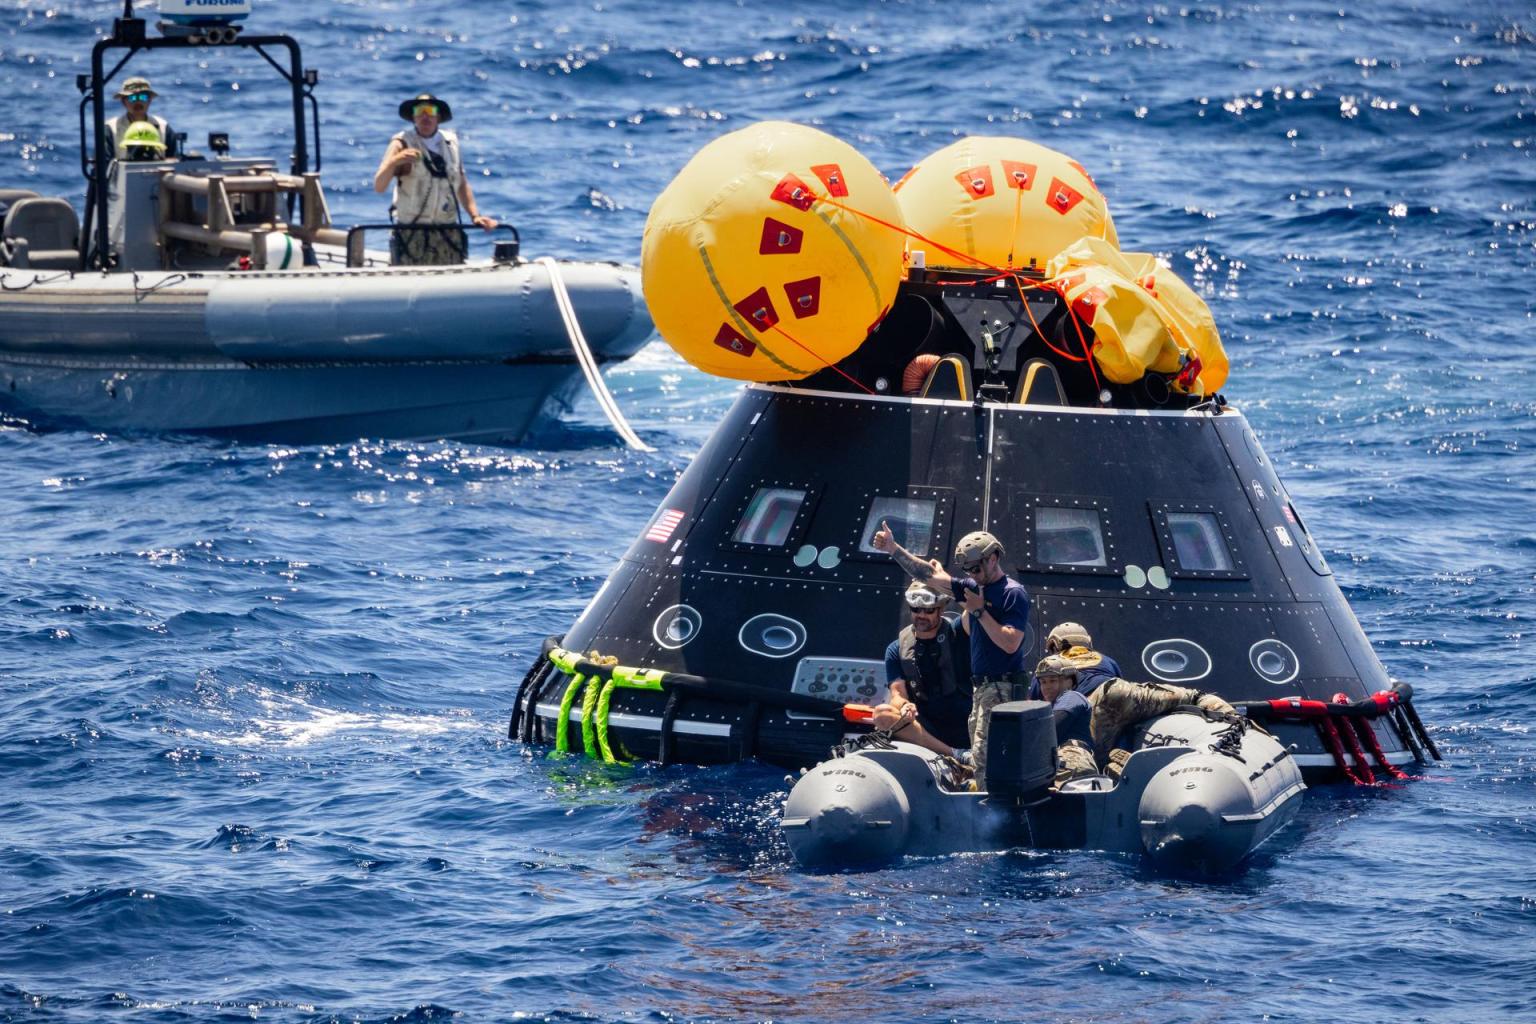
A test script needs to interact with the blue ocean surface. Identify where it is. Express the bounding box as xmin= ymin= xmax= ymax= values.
xmin=2 ymin=1 xmax=1534 ymax=1021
